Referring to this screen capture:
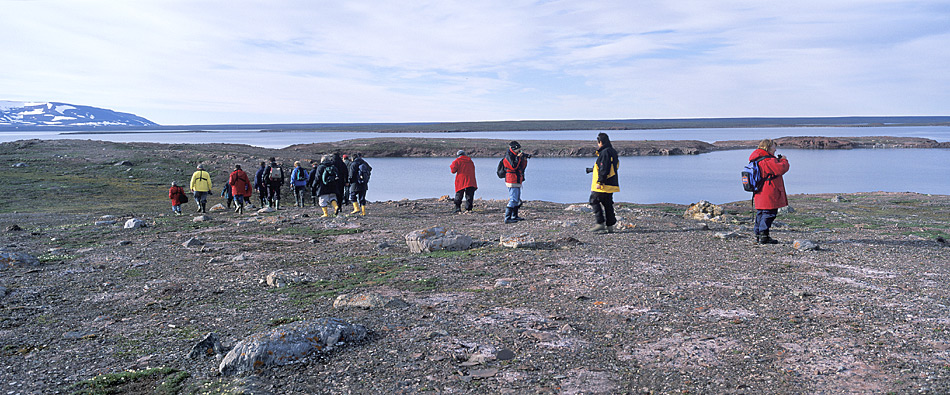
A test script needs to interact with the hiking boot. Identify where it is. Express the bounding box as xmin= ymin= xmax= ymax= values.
xmin=454 ymin=207 xmax=462 ymax=214
xmin=504 ymin=207 xmax=517 ymax=224
xmin=606 ymin=225 xmax=615 ymax=233
xmin=511 ymin=206 xmax=524 ymax=221
xmin=590 ymin=223 xmax=607 ymax=233
xmin=758 ymin=235 xmax=778 ymax=244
